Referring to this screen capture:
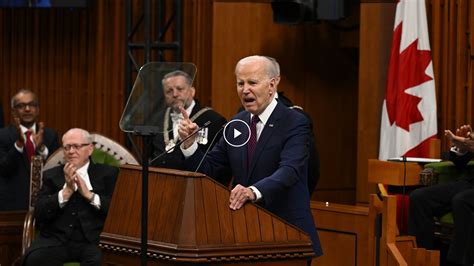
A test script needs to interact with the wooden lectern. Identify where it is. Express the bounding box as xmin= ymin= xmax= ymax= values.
xmin=100 ymin=165 xmax=314 ymax=265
